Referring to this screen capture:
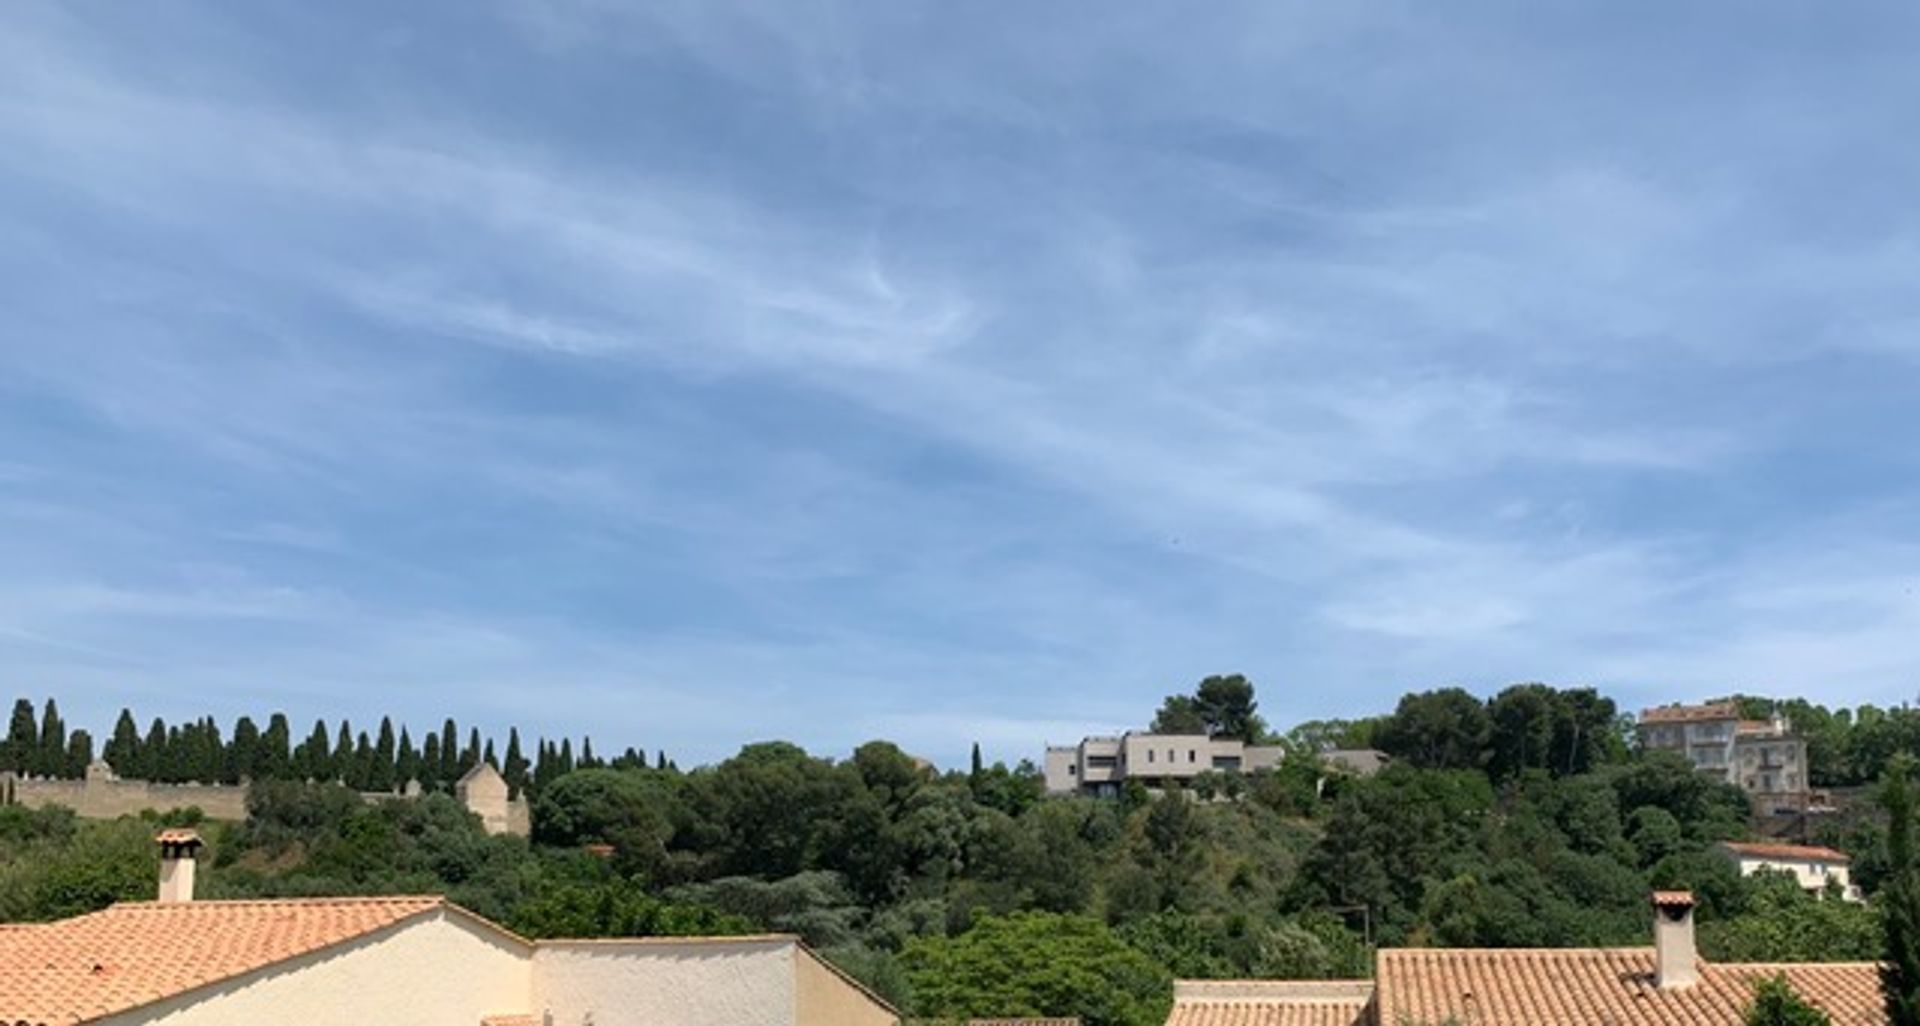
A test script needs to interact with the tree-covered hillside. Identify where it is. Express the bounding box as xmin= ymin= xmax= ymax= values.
xmin=0 ymin=681 xmax=1898 ymax=1026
